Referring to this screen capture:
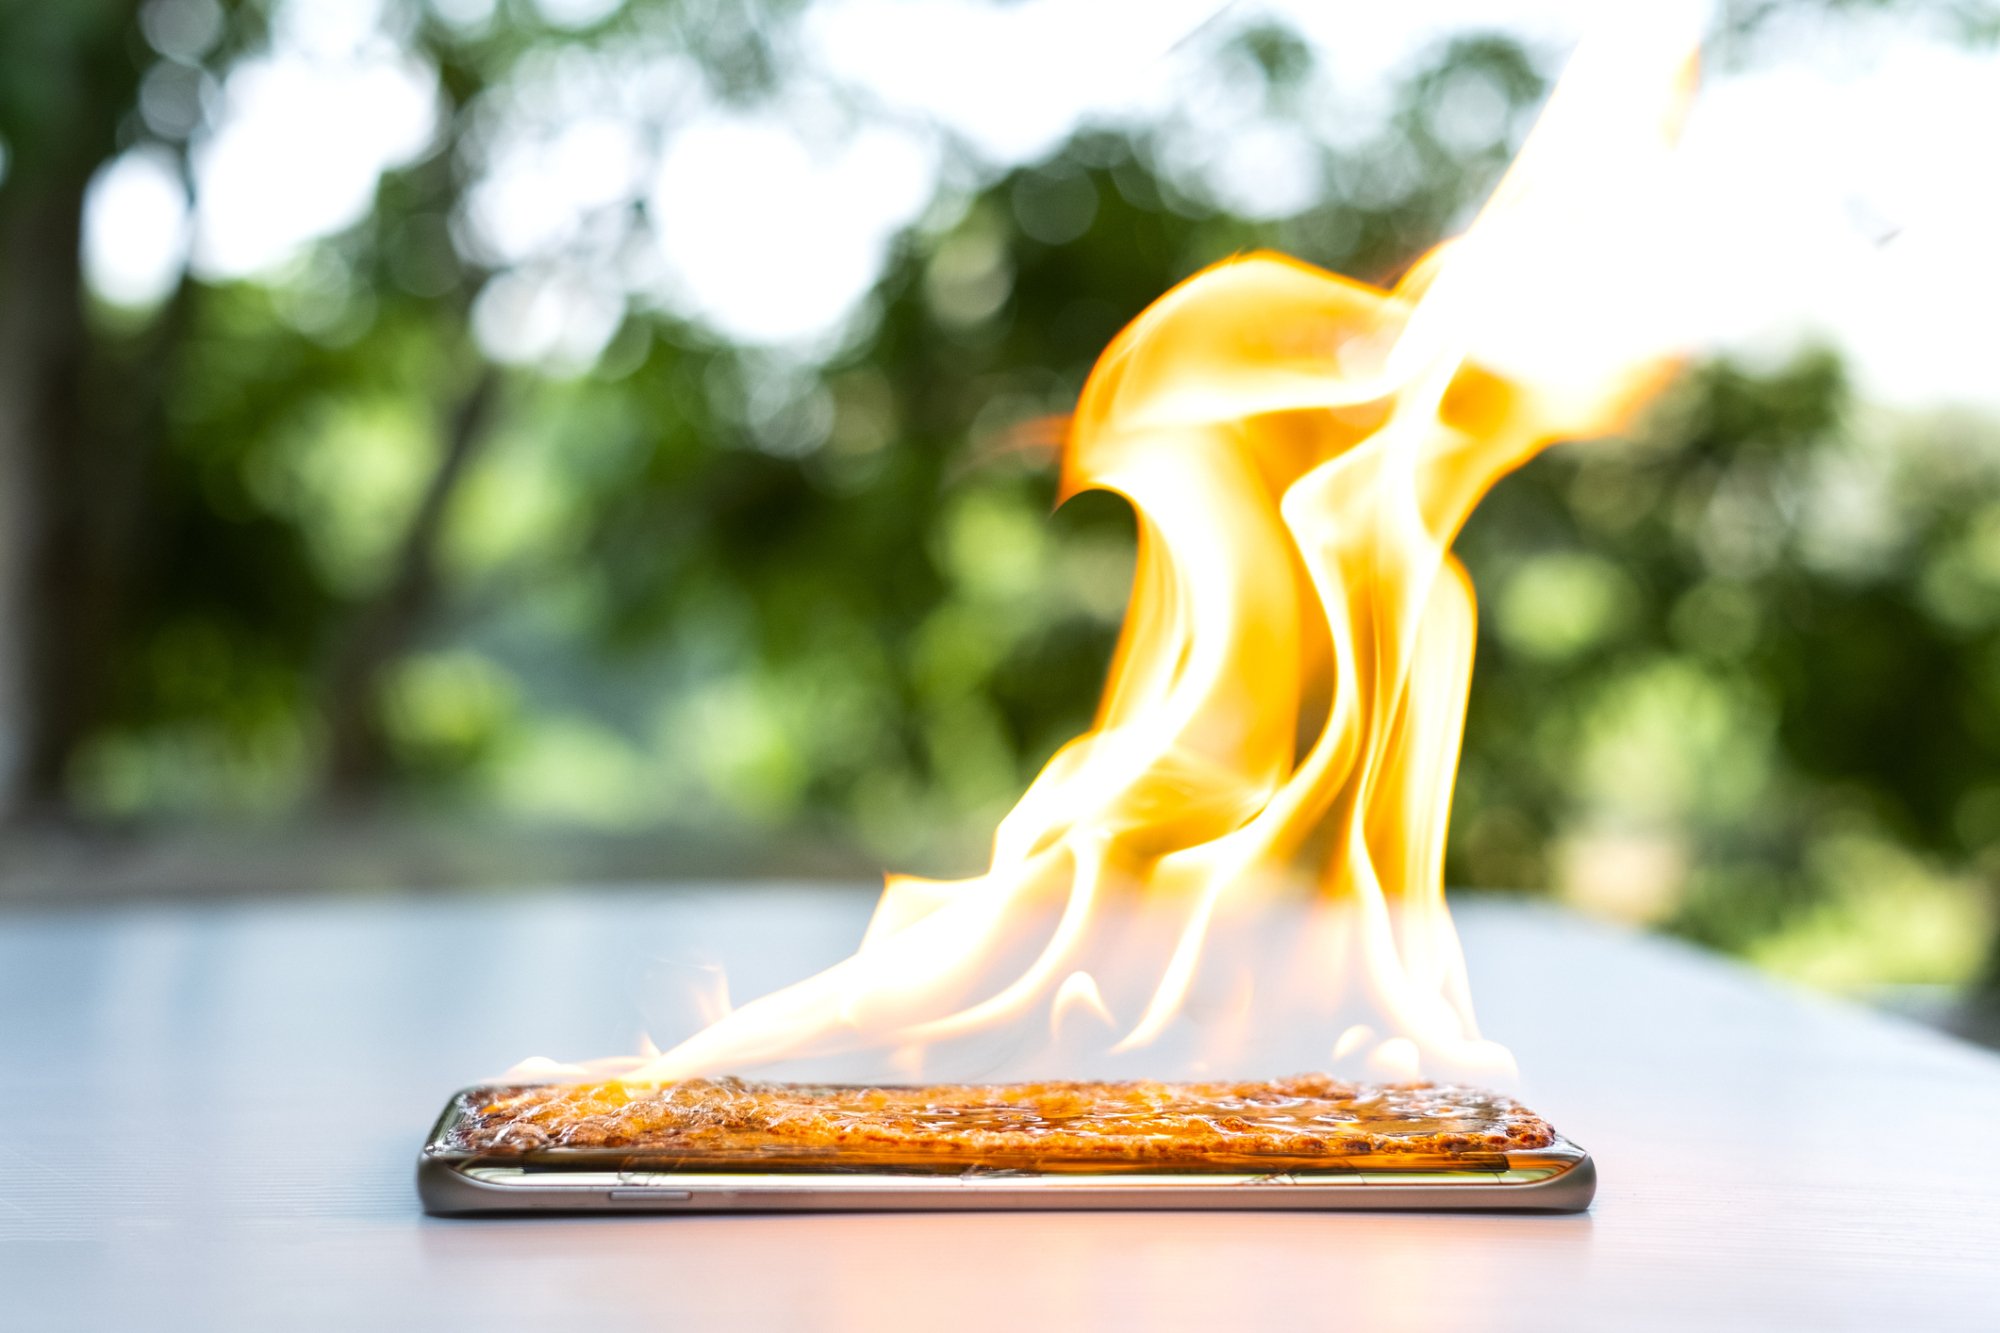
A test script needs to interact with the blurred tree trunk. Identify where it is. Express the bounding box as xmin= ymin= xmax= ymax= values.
xmin=314 ymin=37 xmax=503 ymax=811
xmin=0 ymin=3 xmax=150 ymax=822
xmin=0 ymin=175 xmax=91 ymax=815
